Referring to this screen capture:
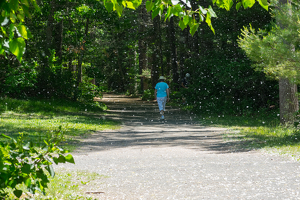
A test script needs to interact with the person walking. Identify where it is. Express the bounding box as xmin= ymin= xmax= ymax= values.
xmin=154 ymin=76 xmax=170 ymax=120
